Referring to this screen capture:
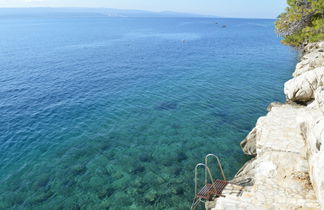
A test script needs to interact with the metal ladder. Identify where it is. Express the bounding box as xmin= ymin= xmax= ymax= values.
xmin=190 ymin=154 xmax=227 ymax=210
xmin=205 ymin=154 xmax=226 ymax=183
